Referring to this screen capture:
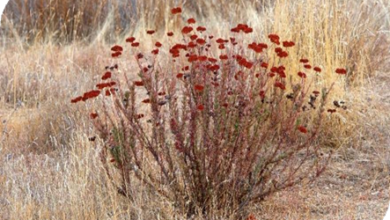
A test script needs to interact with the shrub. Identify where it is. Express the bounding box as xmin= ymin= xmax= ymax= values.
xmin=71 ymin=7 xmax=346 ymax=218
